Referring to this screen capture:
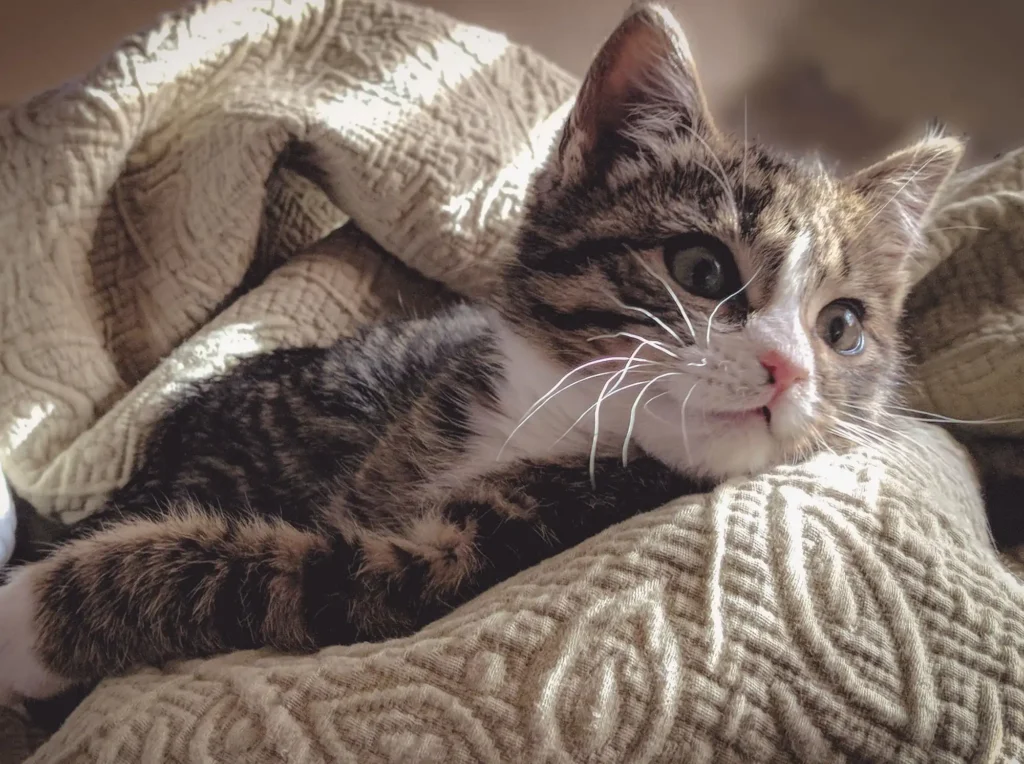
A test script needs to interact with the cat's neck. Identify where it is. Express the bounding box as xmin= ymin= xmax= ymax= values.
xmin=437 ymin=308 xmax=642 ymax=490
